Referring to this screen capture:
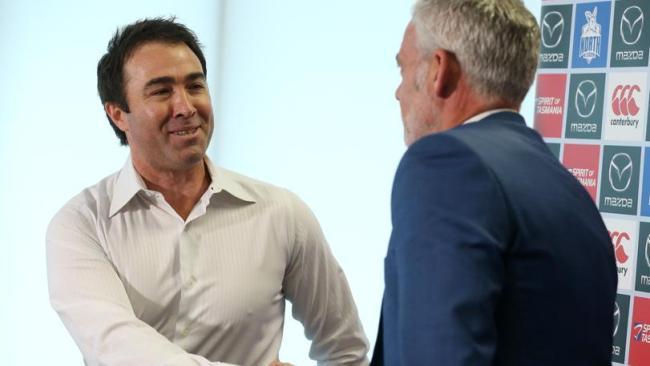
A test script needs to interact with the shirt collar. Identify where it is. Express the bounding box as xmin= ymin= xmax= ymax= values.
xmin=109 ymin=156 xmax=256 ymax=217
xmin=109 ymin=158 xmax=147 ymax=217
xmin=462 ymin=108 xmax=519 ymax=125
xmin=204 ymin=157 xmax=257 ymax=204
